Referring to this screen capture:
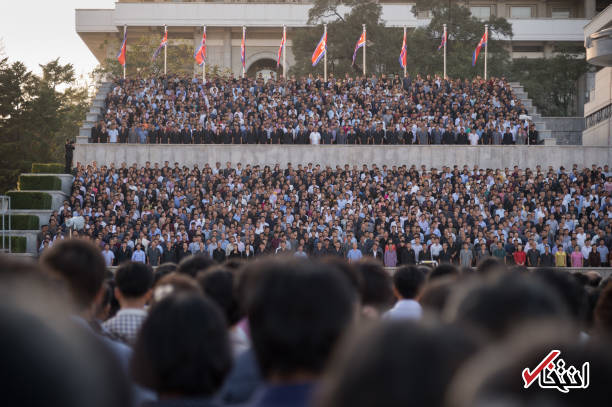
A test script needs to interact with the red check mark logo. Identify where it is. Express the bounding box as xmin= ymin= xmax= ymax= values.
xmin=522 ymin=350 xmax=561 ymax=388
